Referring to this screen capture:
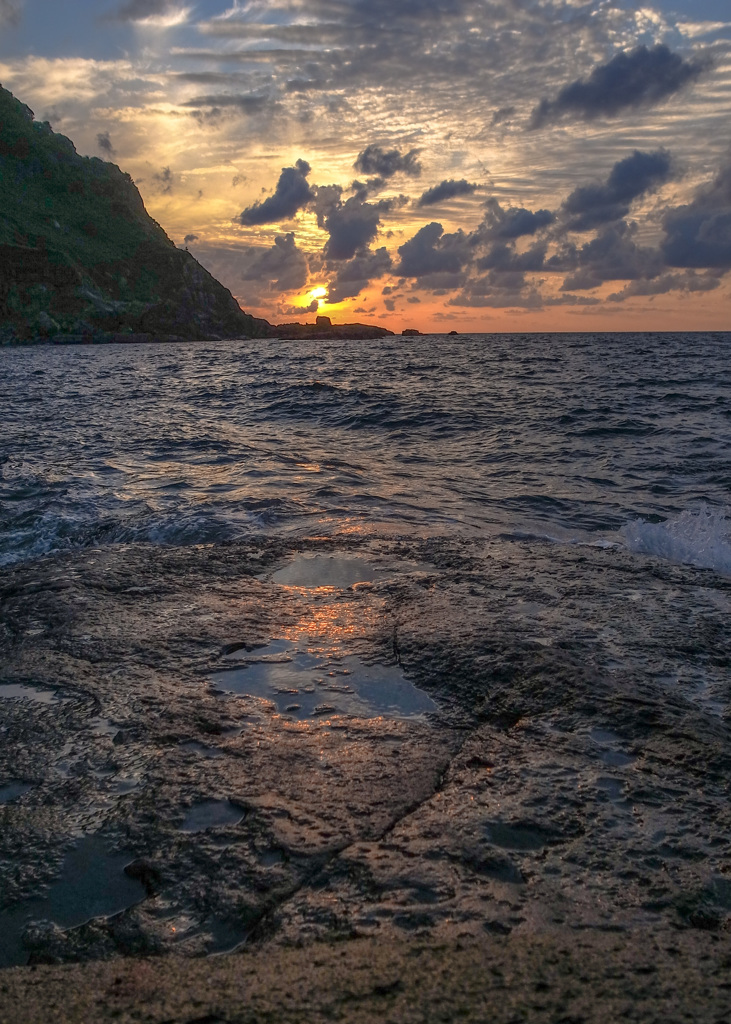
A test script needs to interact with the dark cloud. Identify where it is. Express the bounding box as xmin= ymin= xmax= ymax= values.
xmin=354 ymin=144 xmax=422 ymax=179
xmin=417 ymin=179 xmax=478 ymax=207
xmin=183 ymin=233 xmax=199 ymax=245
xmin=0 ymin=0 xmax=22 ymax=26
xmin=239 ymin=160 xmax=314 ymax=226
xmin=283 ymin=299 xmax=319 ymax=315
xmin=607 ymin=271 xmax=723 ymax=302
xmin=662 ymin=157 xmax=731 ymax=269
xmin=327 ymin=246 xmax=392 ymax=302
xmin=396 ymin=222 xmax=471 ymax=280
xmin=323 ymin=195 xmax=395 ymax=261
xmin=311 ymin=184 xmax=344 ymax=228
xmin=182 ymin=94 xmax=271 ymax=114
xmin=96 ymin=131 xmax=115 ymax=157
xmin=491 ymin=106 xmax=515 ymax=125
xmin=284 ymin=77 xmax=329 ymax=93
xmin=476 ymin=242 xmax=547 ymax=273
xmin=530 ymin=45 xmax=707 ymax=128
xmin=449 ymin=269 xmax=545 ymax=309
xmin=480 ymin=198 xmax=555 ymax=239
xmin=241 ymin=232 xmax=309 ymax=291
xmin=351 ymin=177 xmax=388 ymax=199
xmin=561 ymin=149 xmax=673 ymax=232
xmin=560 ymin=222 xmax=664 ymax=290
xmin=111 ymin=0 xmax=178 ymax=21
xmin=152 ymin=166 xmax=174 ymax=195
xmin=450 ymin=272 xmax=601 ymax=308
